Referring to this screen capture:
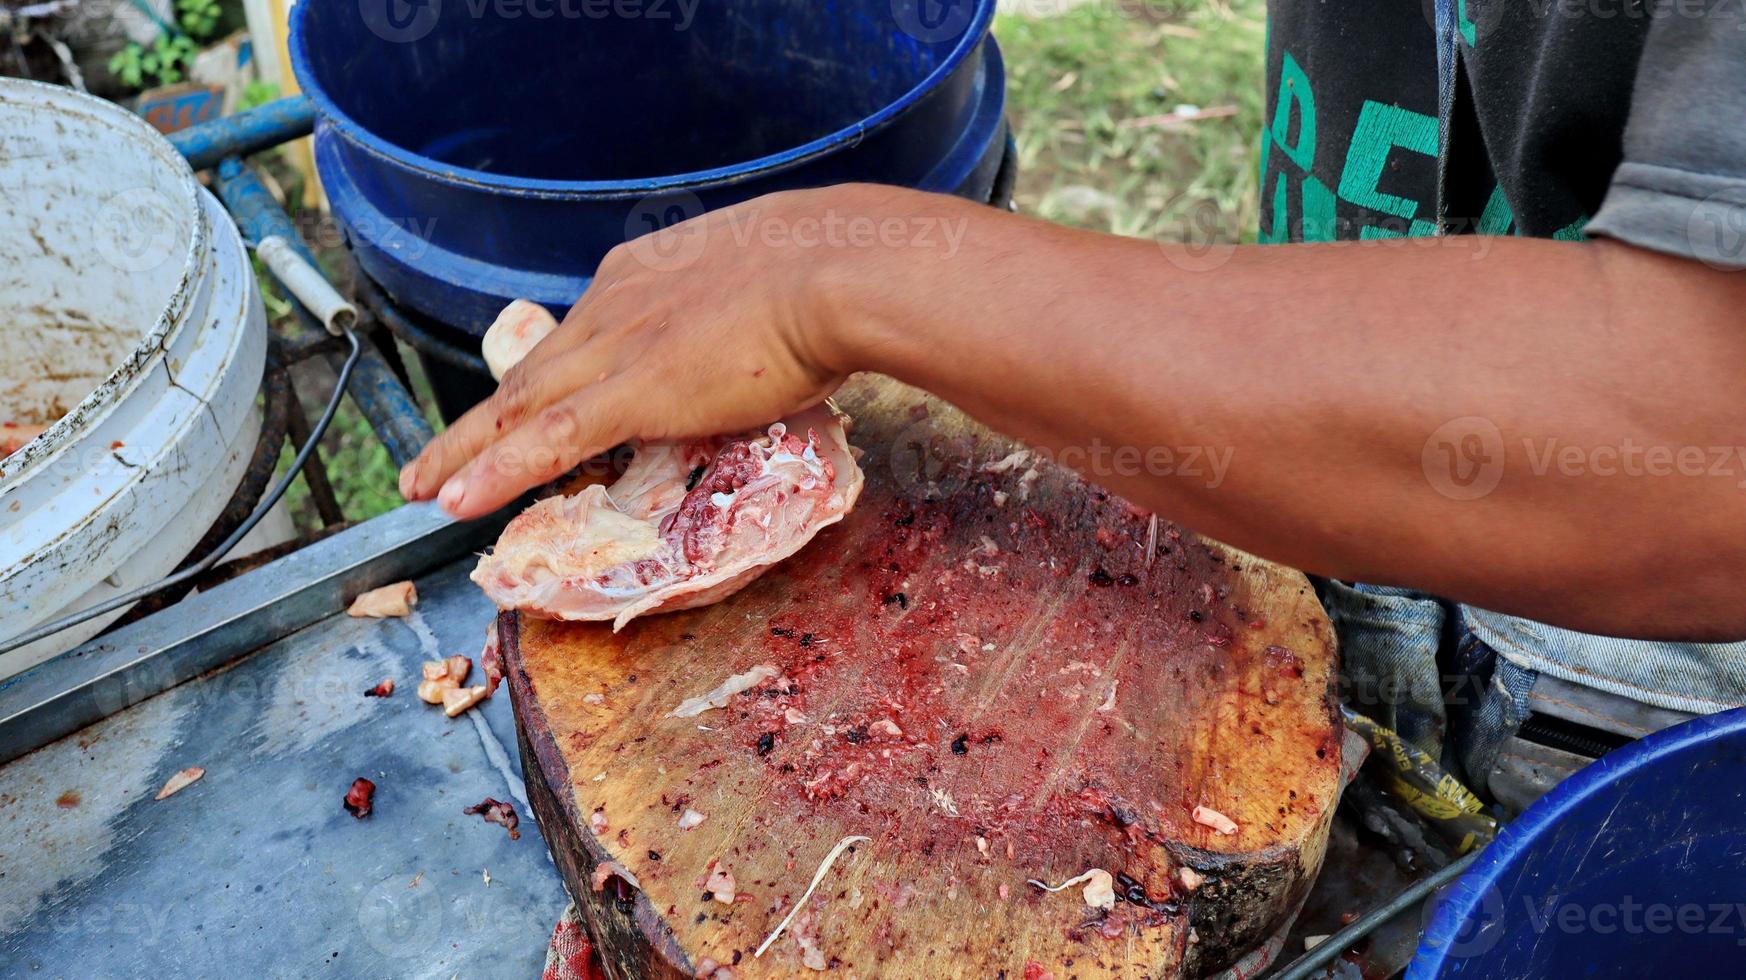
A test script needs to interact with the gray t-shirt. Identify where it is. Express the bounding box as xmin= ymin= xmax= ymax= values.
xmin=1260 ymin=0 xmax=1746 ymax=269
xmin=1585 ymin=5 xmax=1746 ymax=269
